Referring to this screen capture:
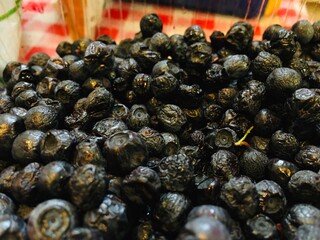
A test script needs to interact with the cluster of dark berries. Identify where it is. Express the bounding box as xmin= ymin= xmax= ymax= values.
xmin=0 ymin=13 xmax=320 ymax=240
